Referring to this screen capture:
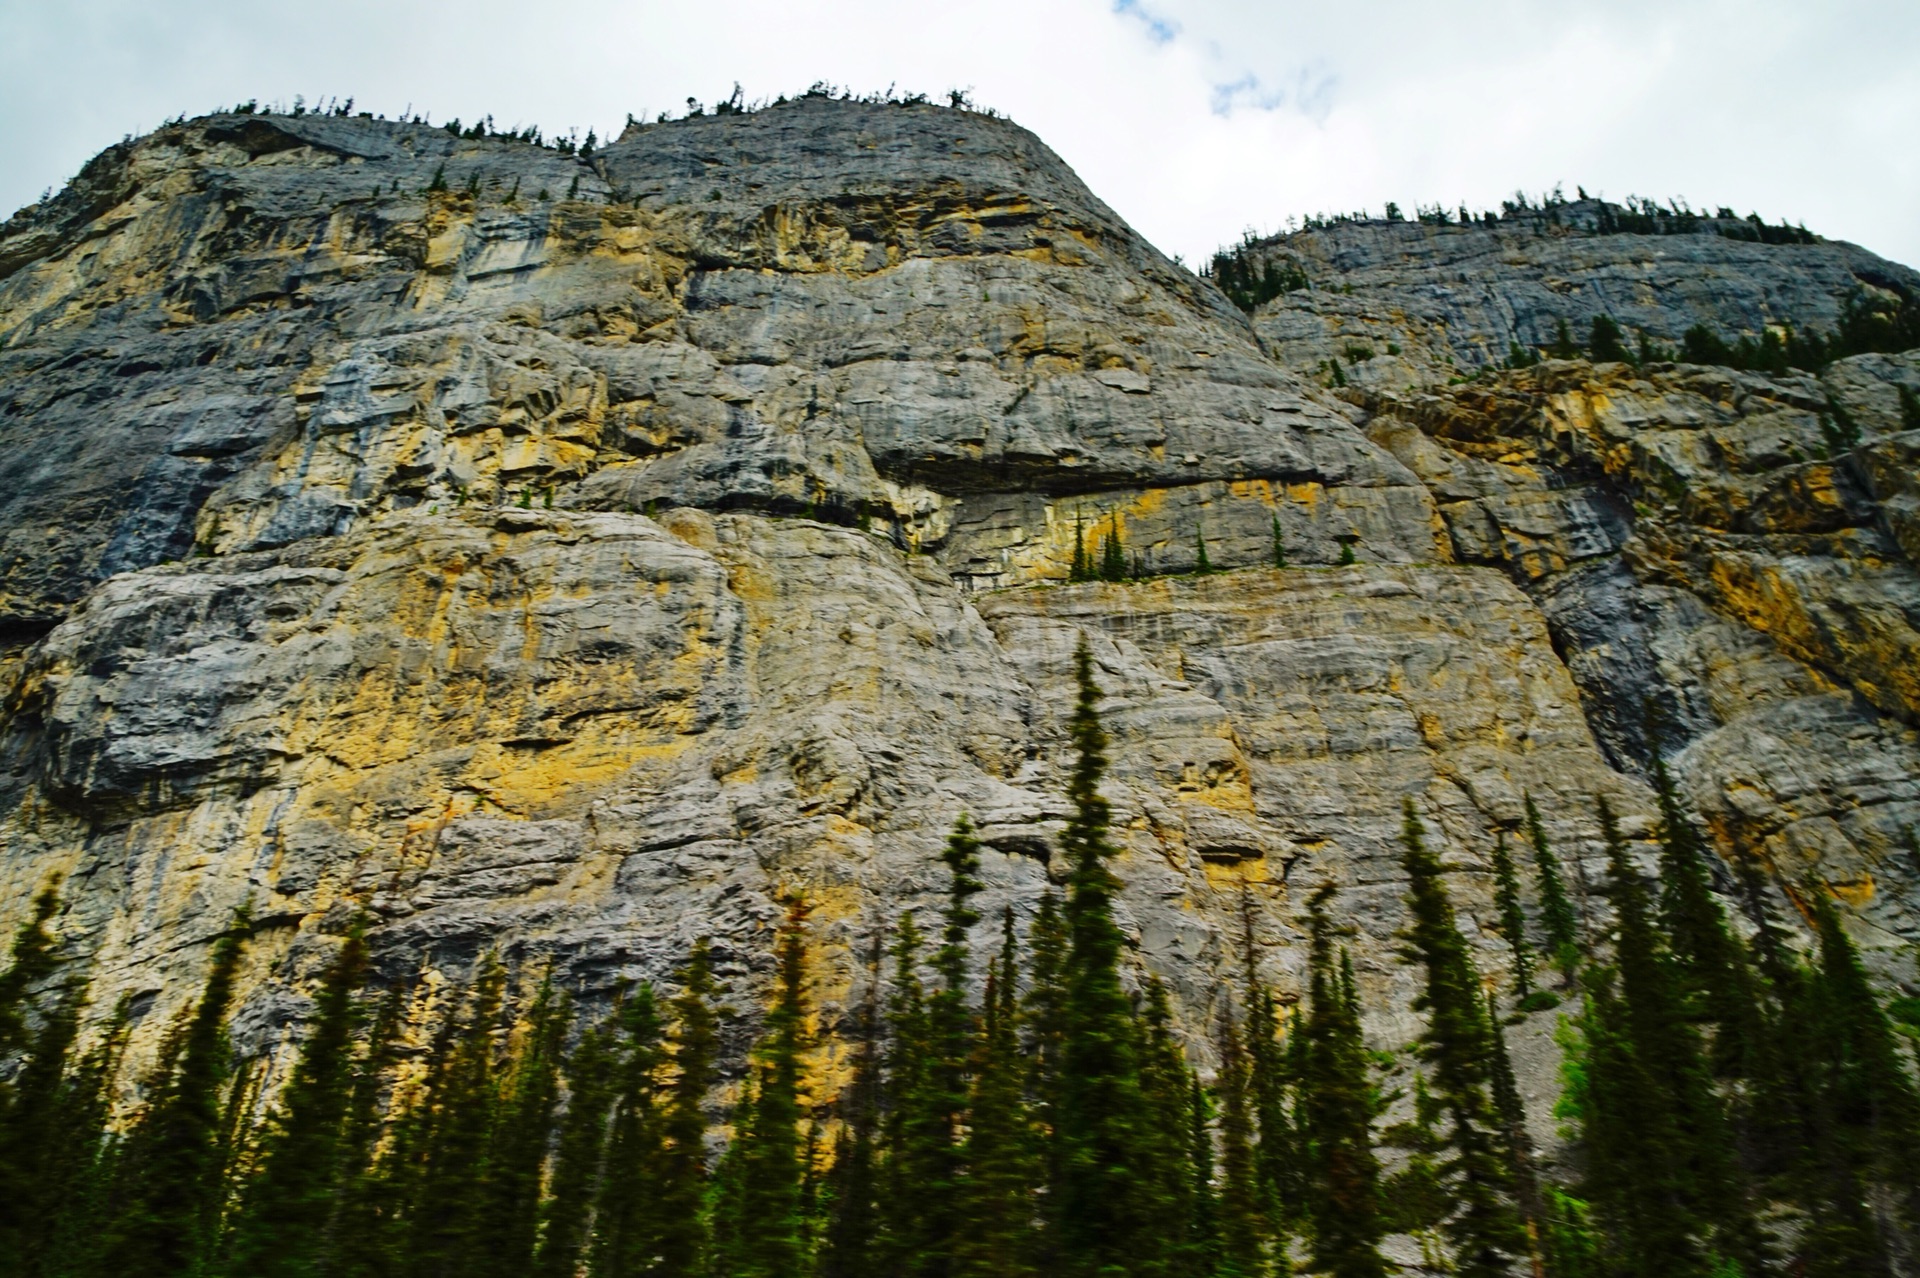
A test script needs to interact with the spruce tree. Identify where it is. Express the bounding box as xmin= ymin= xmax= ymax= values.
xmin=0 ymin=882 xmax=71 ymax=1269
xmin=719 ymin=906 xmax=812 ymax=1278
xmin=1186 ymin=1076 xmax=1220 ymax=1277
xmin=1525 ymin=793 xmax=1582 ymax=979
xmin=1489 ymin=830 xmax=1535 ymax=1000
xmin=223 ymin=923 xmax=372 ymax=1278
xmin=1100 ymin=519 xmax=1127 ymax=583
xmin=1552 ymin=317 xmax=1578 ymax=359
xmin=1246 ymin=984 xmax=1301 ymax=1234
xmin=1381 ymin=1073 xmax=1450 ymax=1266
xmin=1578 ymin=798 xmax=1761 ymax=1277
xmin=882 ymin=913 xmax=931 ymax=1272
xmin=1021 ymin=893 xmax=1069 ymax=1267
xmin=654 ymin=940 xmax=719 ymax=1276
xmin=477 ymin=976 xmax=568 ymax=1278
xmin=1590 ymin=314 xmax=1630 ymax=362
xmin=820 ymin=940 xmax=885 ymax=1278
xmin=1054 ymin=635 xmax=1157 ymax=1277
xmin=1300 ymin=885 xmax=1387 ymax=1278
xmin=1807 ymin=891 xmax=1920 ymax=1192
xmin=1271 ymin=514 xmax=1287 ymax=569
xmin=1136 ymin=979 xmax=1201 ymax=1278
xmin=1070 ymin=514 xmax=1091 ymax=582
xmin=1396 ymin=801 xmax=1528 ymax=1277
xmin=955 ymin=915 xmax=1038 ymax=1278
xmin=1650 ymin=757 xmax=1767 ymax=1083
xmin=102 ymin=916 xmax=248 ymax=1278
xmin=1194 ymin=528 xmax=1213 ymax=574
xmin=532 ymin=1014 xmax=618 ymax=1278
xmin=404 ymin=958 xmax=510 ymax=1278
xmin=1215 ymin=1009 xmax=1266 ymax=1277
xmin=585 ymin=983 xmax=669 ymax=1278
